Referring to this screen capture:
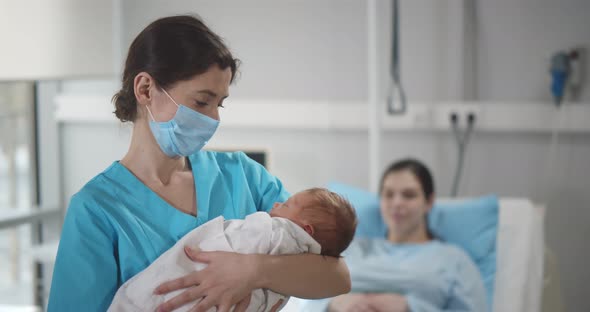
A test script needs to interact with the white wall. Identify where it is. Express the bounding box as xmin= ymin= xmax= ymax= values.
xmin=473 ymin=2 xmax=590 ymax=308
xmin=0 ymin=0 xmax=119 ymax=80
xmin=121 ymin=0 xmax=367 ymax=101
xmin=52 ymin=1 xmax=590 ymax=311
xmin=478 ymin=0 xmax=590 ymax=102
xmin=120 ymin=0 xmax=465 ymax=102
xmin=57 ymin=122 xmax=590 ymax=312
